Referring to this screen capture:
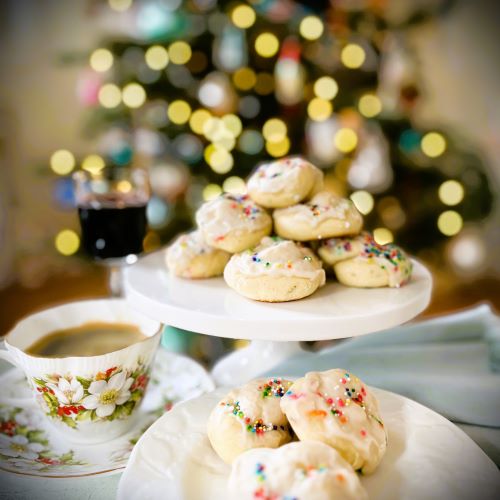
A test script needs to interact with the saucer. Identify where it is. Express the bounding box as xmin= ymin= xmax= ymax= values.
xmin=0 ymin=348 xmax=215 ymax=478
